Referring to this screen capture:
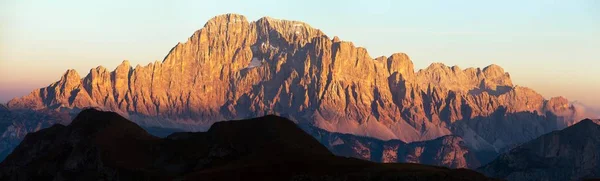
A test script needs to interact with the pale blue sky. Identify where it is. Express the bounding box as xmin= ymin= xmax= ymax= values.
xmin=1 ymin=0 xmax=599 ymax=110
